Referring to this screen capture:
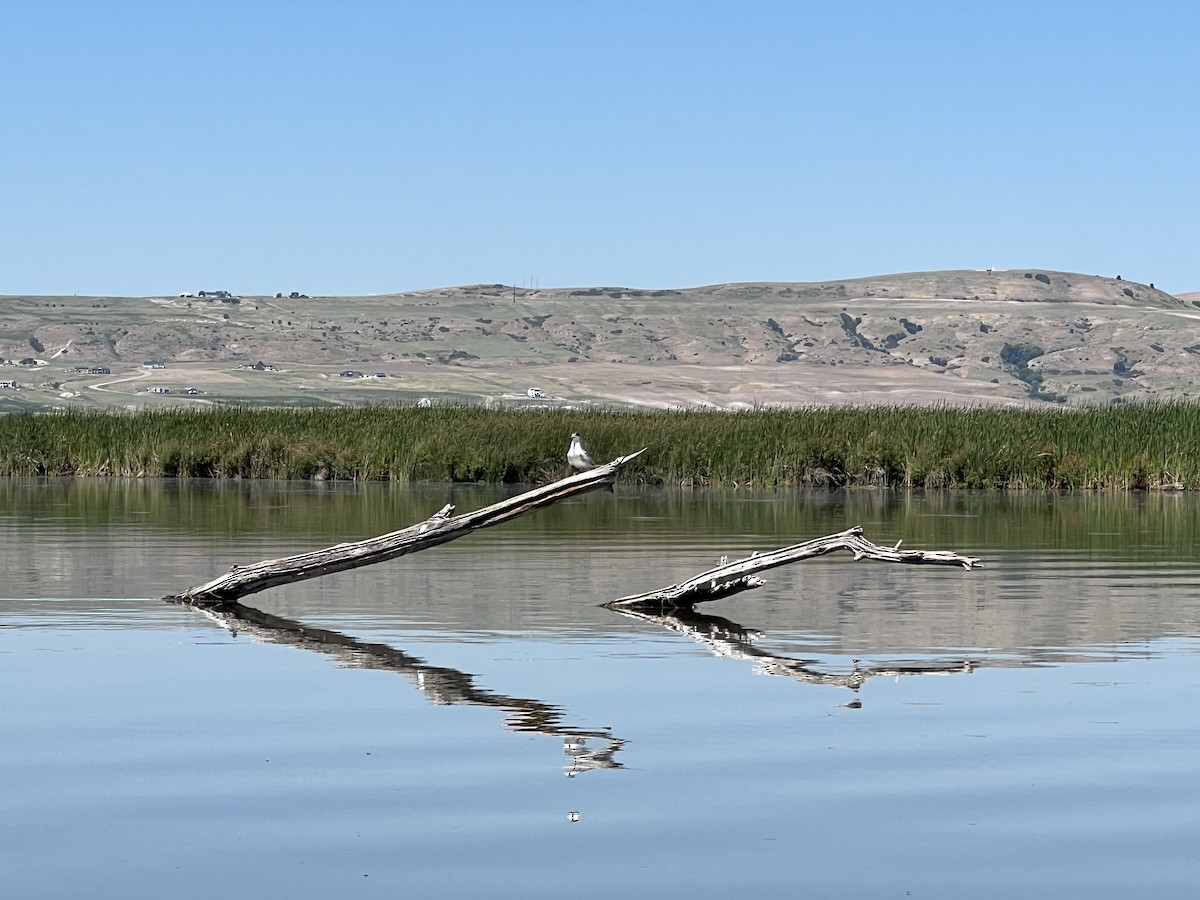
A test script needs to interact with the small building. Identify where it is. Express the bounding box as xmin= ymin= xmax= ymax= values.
xmin=372 ymin=372 xmax=388 ymax=379
xmin=183 ymin=388 xmax=202 ymax=395
xmin=339 ymin=370 xmax=364 ymax=378
xmin=246 ymin=361 xmax=277 ymax=372
xmin=88 ymin=366 xmax=111 ymax=375
xmin=0 ymin=380 xmax=17 ymax=389
xmin=526 ymin=387 xmax=546 ymax=398
xmin=147 ymin=386 xmax=171 ymax=394
xmin=18 ymin=358 xmax=40 ymax=367
xmin=143 ymin=360 xmax=167 ymax=369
